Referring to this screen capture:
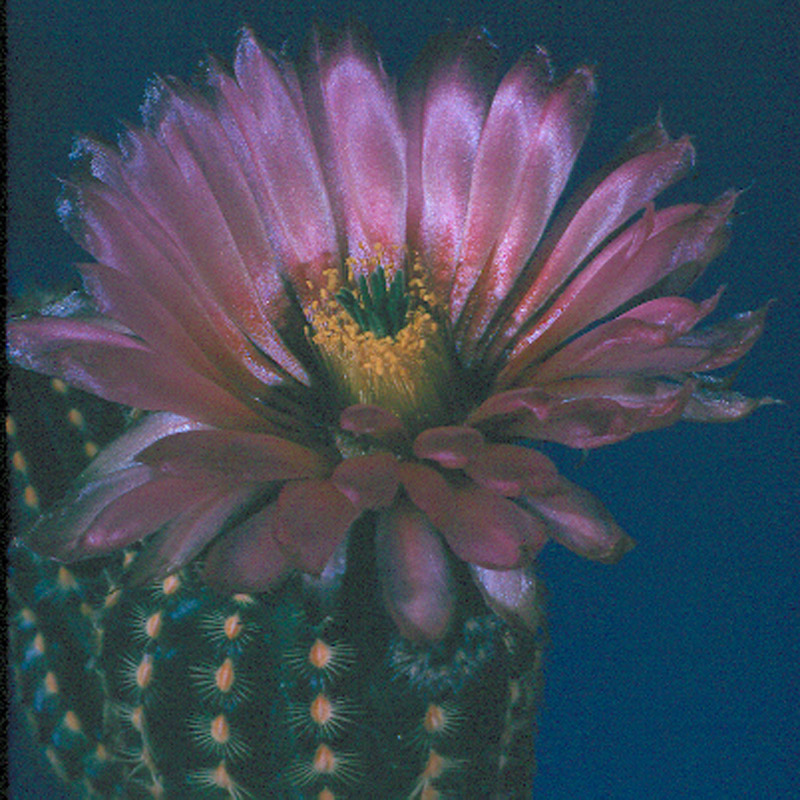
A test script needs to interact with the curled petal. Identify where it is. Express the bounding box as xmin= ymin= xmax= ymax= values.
xmin=339 ymin=404 xmax=404 ymax=437
xmin=682 ymin=388 xmax=780 ymax=422
xmin=138 ymin=429 xmax=330 ymax=482
xmin=127 ymin=485 xmax=259 ymax=584
xmin=332 ymin=452 xmax=399 ymax=510
xmin=204 ymin=502 xmax=291 ymax=593
xmin=464 ymin=443 xmax=560 ymax=497
xmin=469 ymin=563 xmax=542 ymax=632
xmin=413 ymin=425 xmax=484 ymax=469
xmin=376 ymin=501 xmax=455 ymax=643
xmin=275 ymin=479 xmax=358 ymax=574
xmin=442 ymin=484 xmax=548 ymax=569
xmin=522 ymin=478 xmax=634 ymax=563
